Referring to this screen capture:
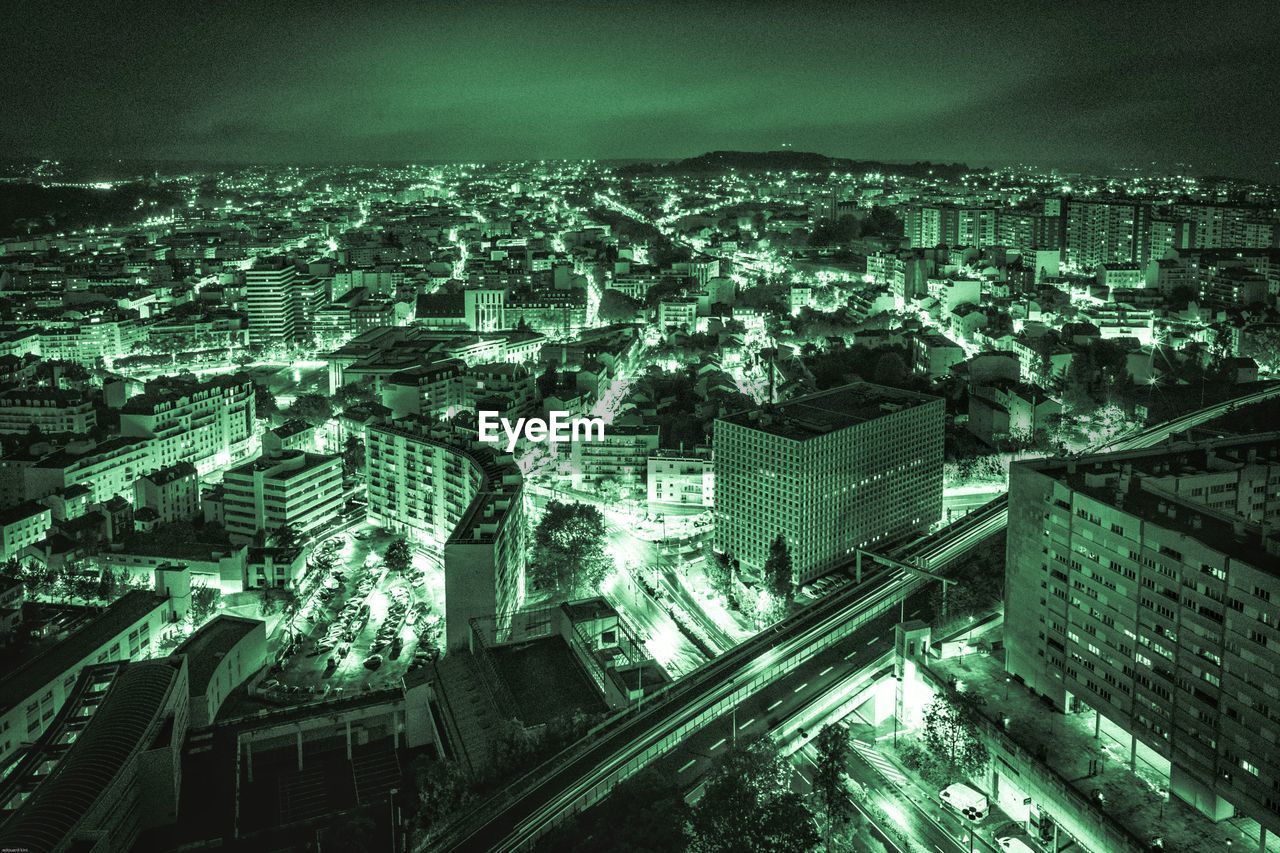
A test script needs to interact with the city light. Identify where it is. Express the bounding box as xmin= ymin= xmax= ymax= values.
xmin=0 ymin=11 xmax=1275 ymax=851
